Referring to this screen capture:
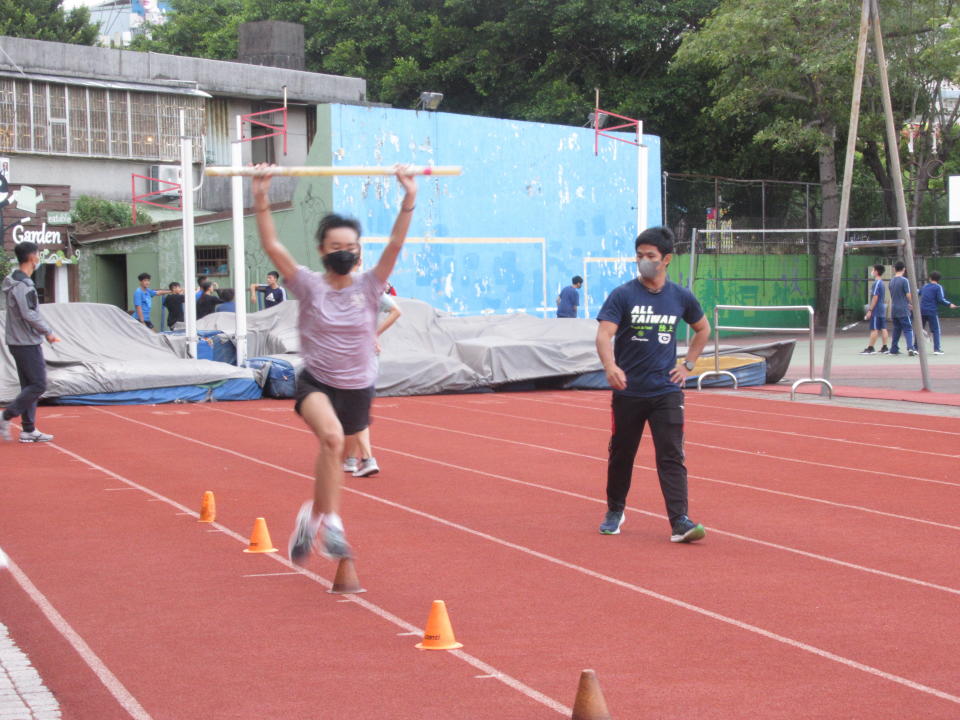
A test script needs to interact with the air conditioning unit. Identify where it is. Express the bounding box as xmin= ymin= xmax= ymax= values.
xmin=149 ymin=165 xmax=181 ymax=199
